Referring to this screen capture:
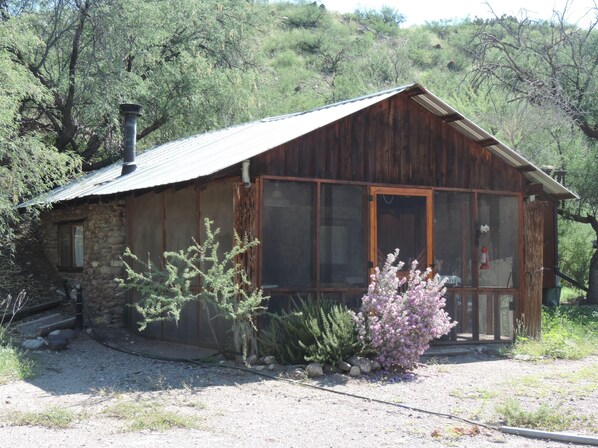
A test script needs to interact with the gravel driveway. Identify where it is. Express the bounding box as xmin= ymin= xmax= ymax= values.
xmin=1 ymin=332 xmax=596 ymax=447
